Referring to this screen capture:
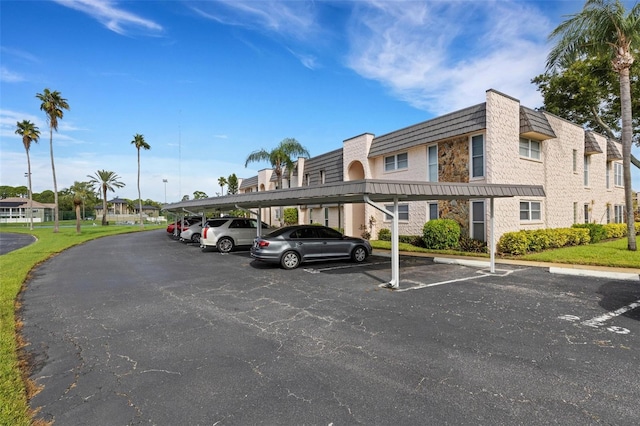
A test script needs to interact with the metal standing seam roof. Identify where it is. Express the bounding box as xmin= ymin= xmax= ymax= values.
xmin=520 ymin=107 xmax=557 ymax=139
xmin=584 ymin=131 xmax=604 ymax=154
xmin=162 ymin=179 xmax=545 ymax=212
xmin=368 ymin=103 xmax=487 ymax=158
xmin=606 ymin=139 xmax=623 ymax=161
